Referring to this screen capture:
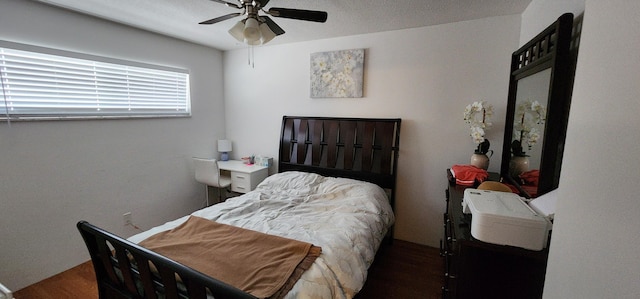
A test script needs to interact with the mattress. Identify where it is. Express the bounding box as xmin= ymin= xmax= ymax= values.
xmin=128 ymin=171 xmax=395 ymax=299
